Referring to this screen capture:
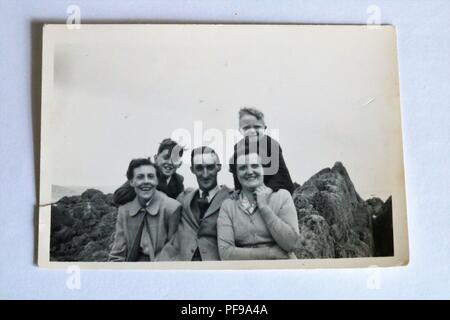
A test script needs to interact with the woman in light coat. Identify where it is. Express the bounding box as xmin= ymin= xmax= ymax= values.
xmin=217 ymin=149 xmax=299 ymax=260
